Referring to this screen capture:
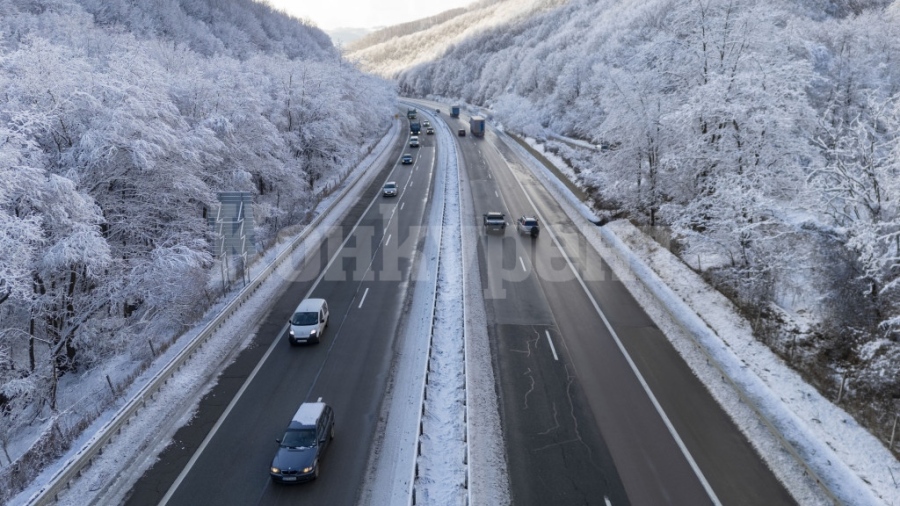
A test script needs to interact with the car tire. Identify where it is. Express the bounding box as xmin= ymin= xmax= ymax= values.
xmin=330 ymin=424 xmax=335 ymax=440
xmin=313 ymin=463 xmax=320 ymax=480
